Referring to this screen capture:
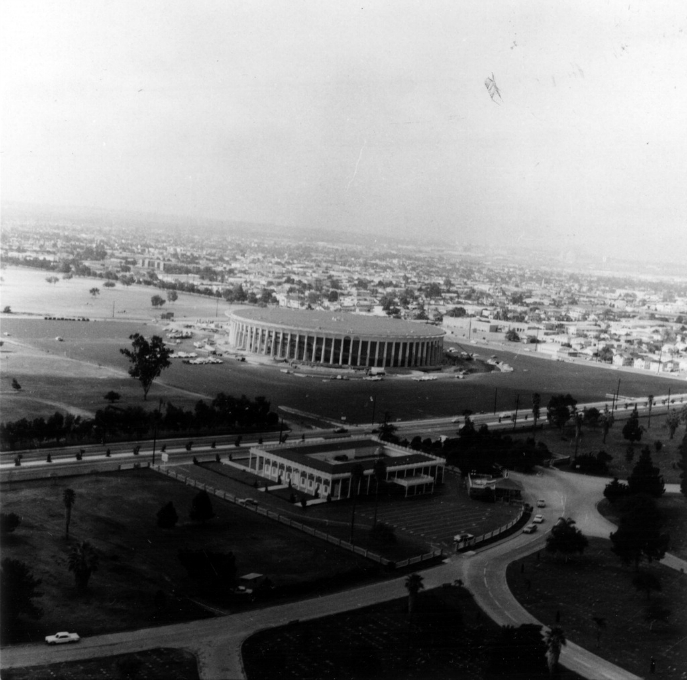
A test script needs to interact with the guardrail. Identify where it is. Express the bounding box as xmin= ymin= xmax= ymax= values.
xmin=154 ymin=466 xmax=444 ymax=570
xmin=454 ymin=505 xmax=527 ymax=551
